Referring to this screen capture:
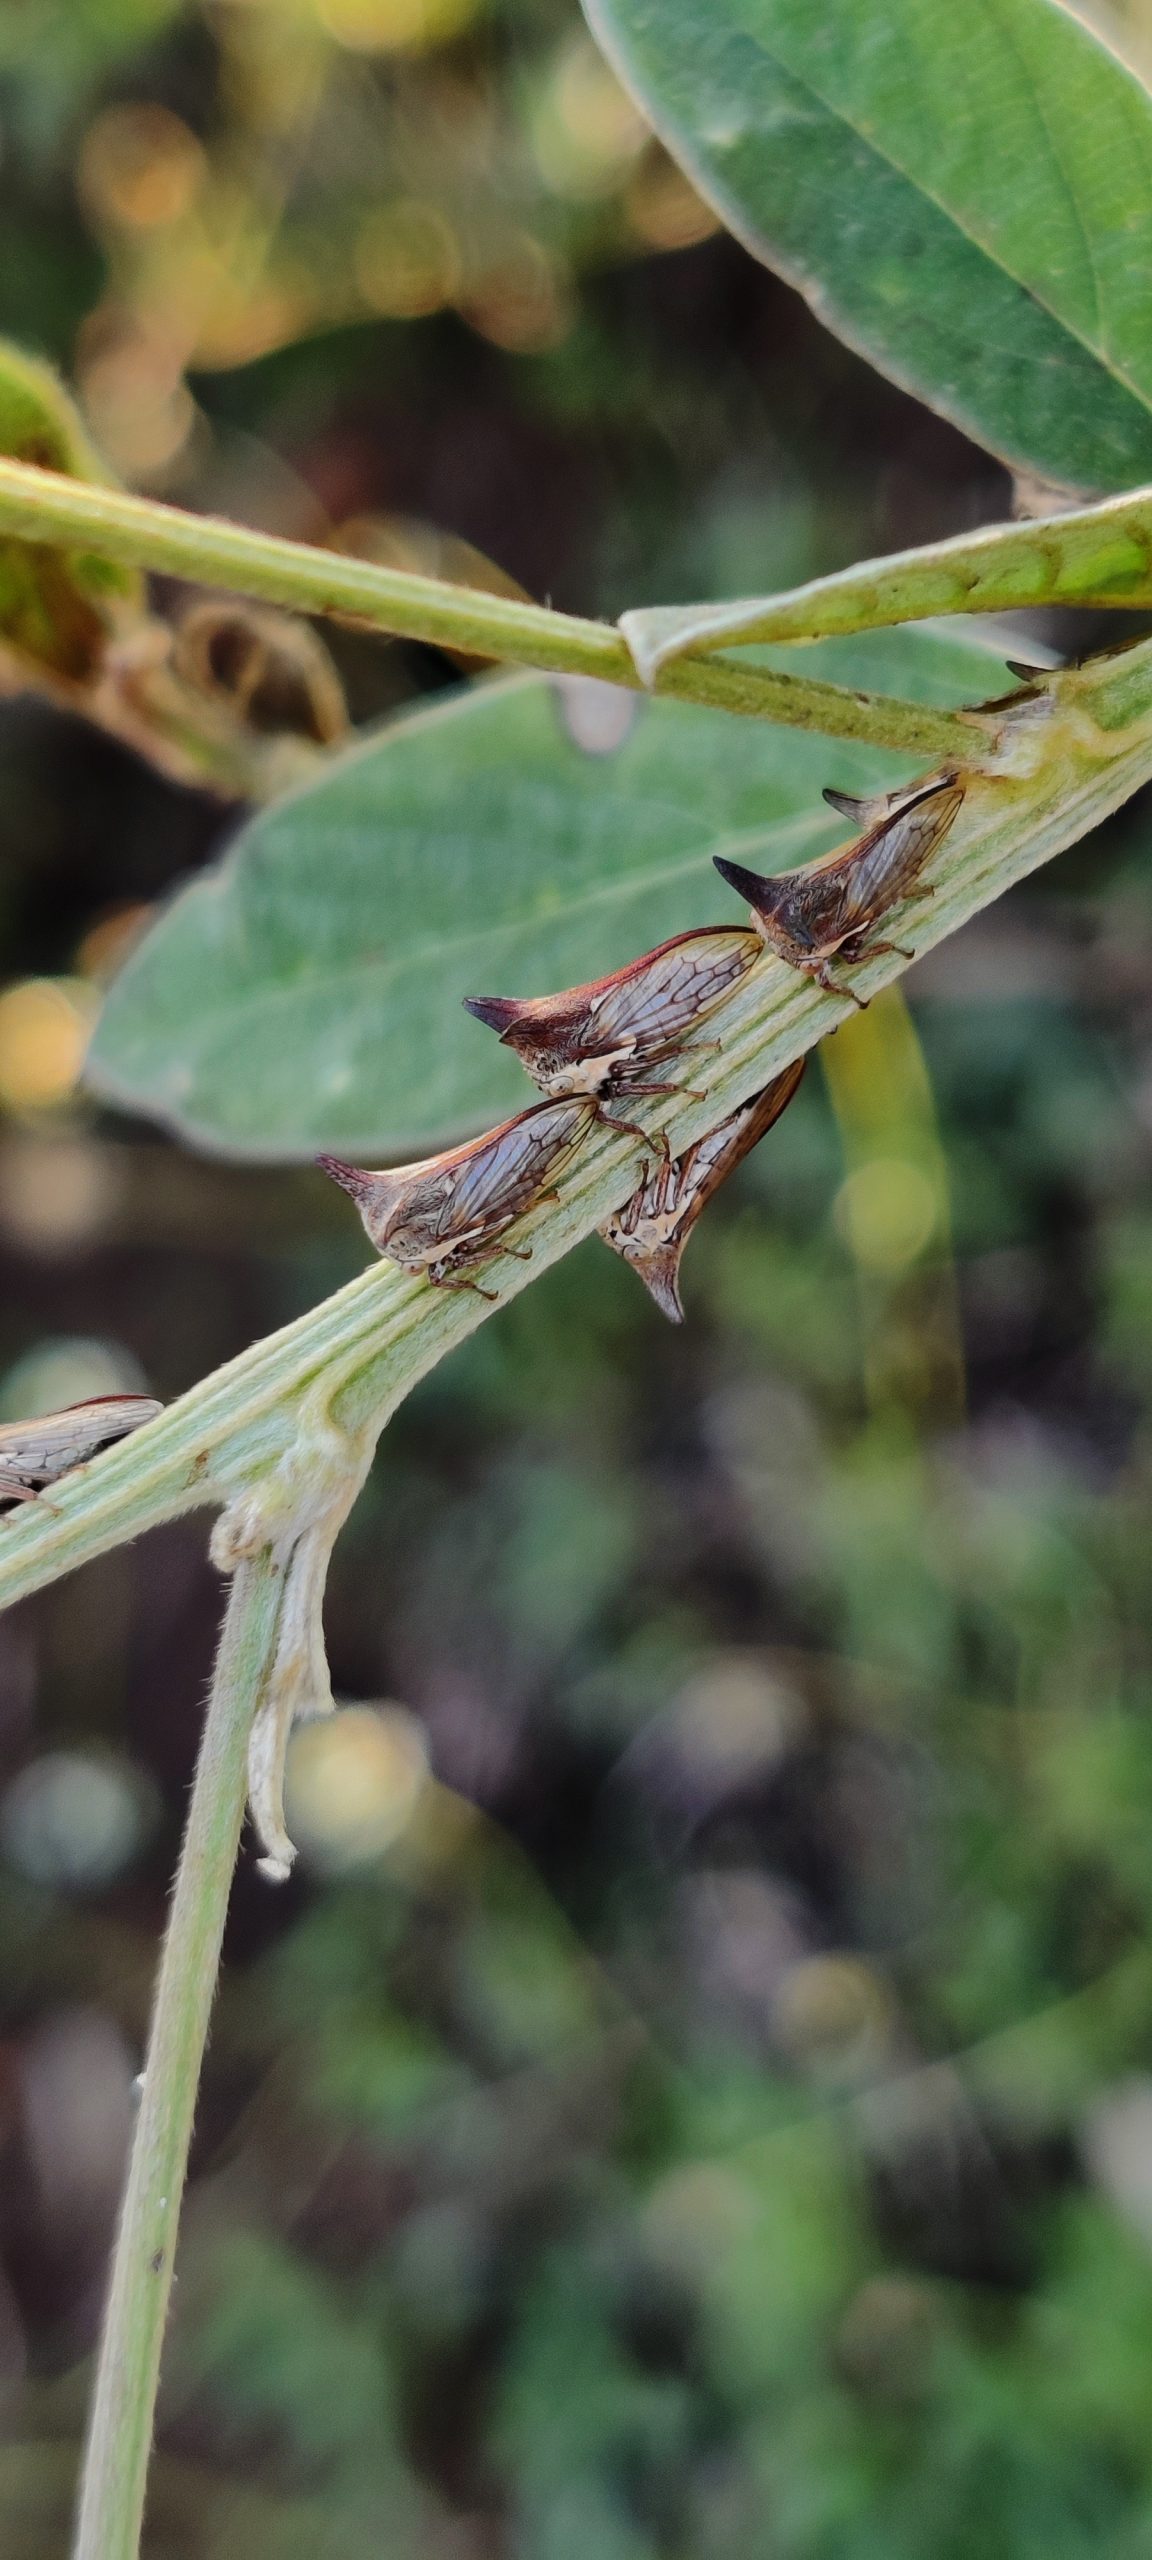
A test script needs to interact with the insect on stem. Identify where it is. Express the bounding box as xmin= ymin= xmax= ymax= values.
xmin=464 ymin=926 xmax=763 ymax=1157
xmin=0 ymin=1396 xmax=162 ymax=1507
xmin=714 ymin=774 xmax=964 ymax=1007
xmin=318 ymin=1098 xmax=596 ymax=1288
xmin=601 ymin=1059 xmax=805 ymax=1321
